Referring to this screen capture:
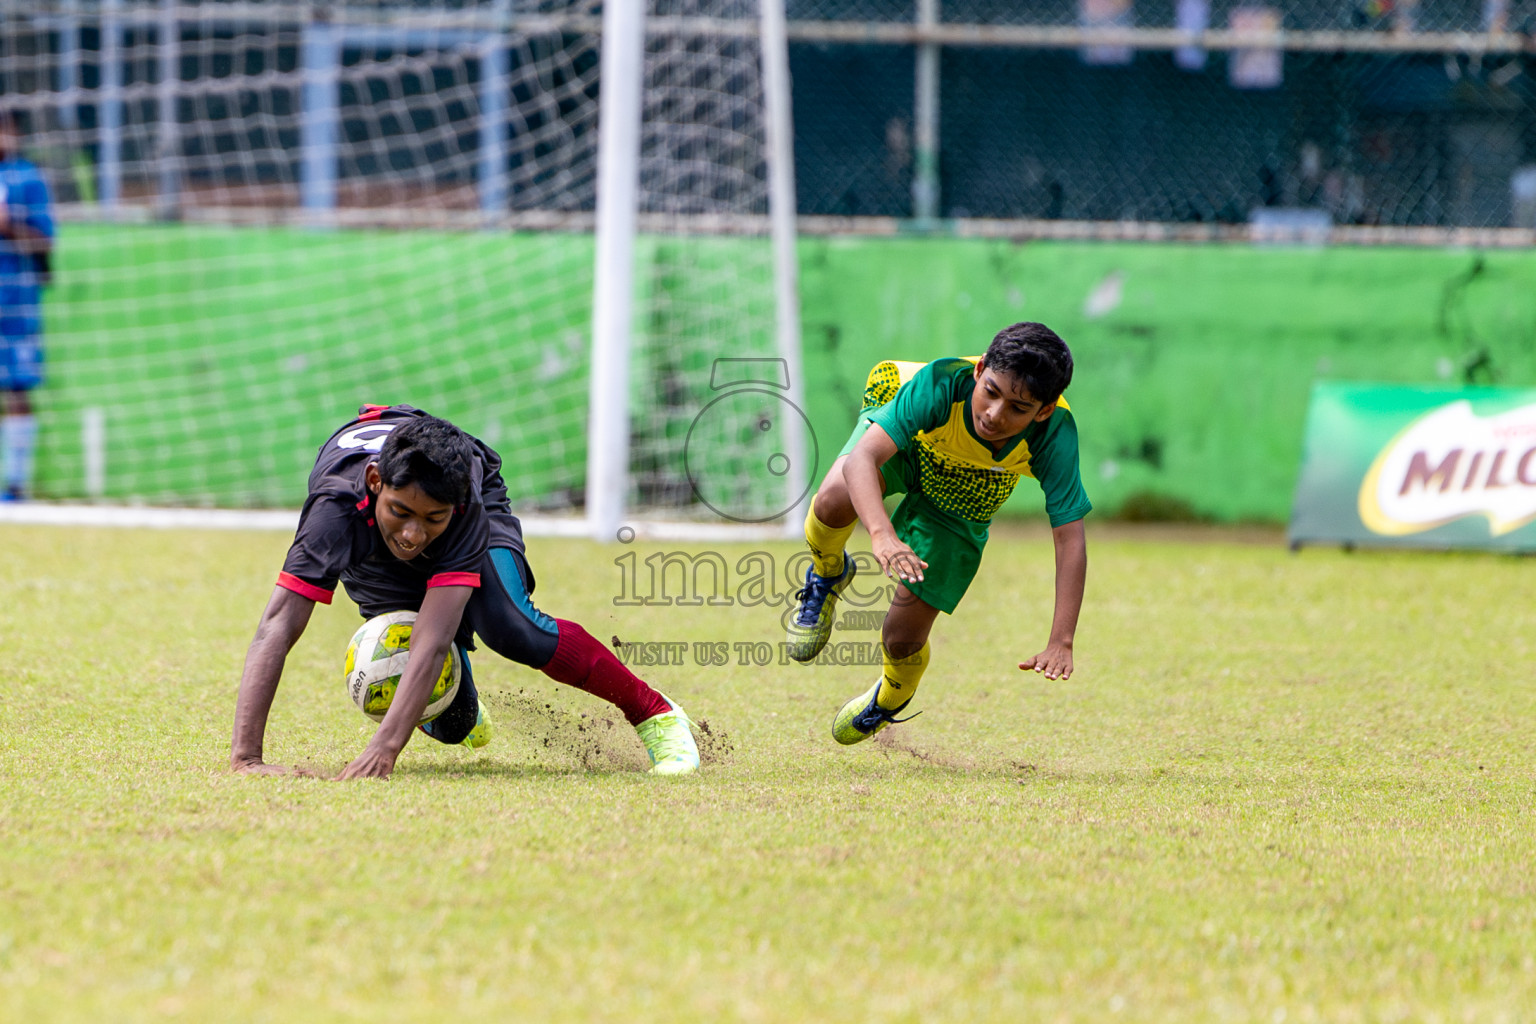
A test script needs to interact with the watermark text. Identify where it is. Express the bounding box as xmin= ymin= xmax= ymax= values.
xmin=611 ymin=638 xmax=921 ymax=668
